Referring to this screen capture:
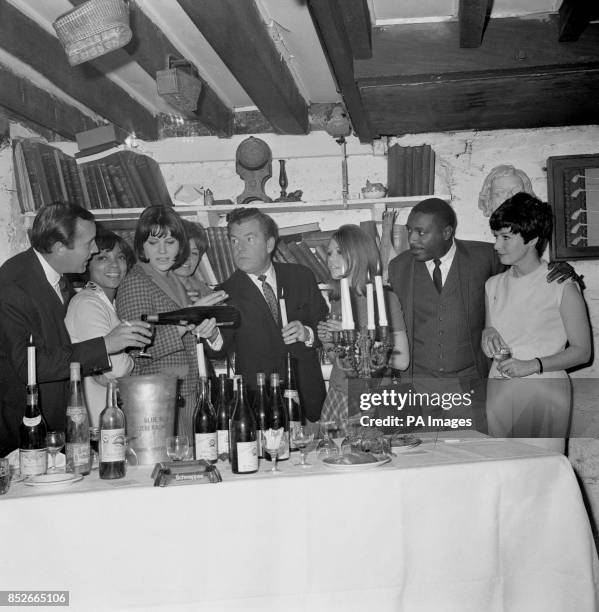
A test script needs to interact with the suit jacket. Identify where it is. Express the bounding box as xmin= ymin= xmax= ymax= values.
xmin=220 ymin=263 xmax=328 ymax=422
xmin=0 ymin=249 xmax=110 ymax=456
xmin=388 ymin=239 xmax=504 ymax=380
